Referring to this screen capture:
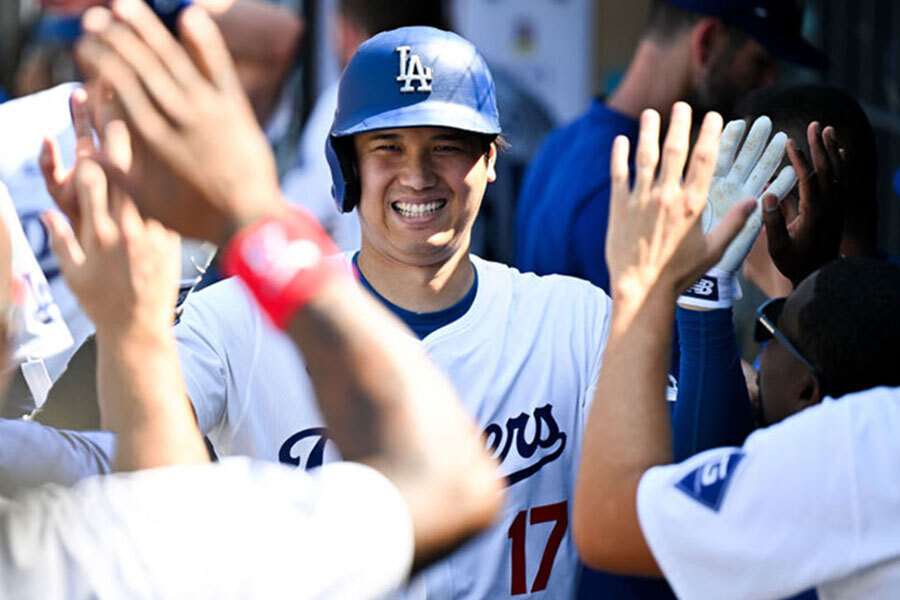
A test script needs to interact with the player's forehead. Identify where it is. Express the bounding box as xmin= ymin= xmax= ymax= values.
xmin=354 ymin=127 xmax=480 ymax=145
